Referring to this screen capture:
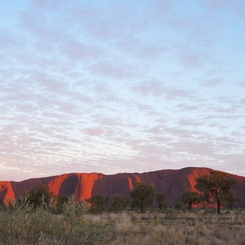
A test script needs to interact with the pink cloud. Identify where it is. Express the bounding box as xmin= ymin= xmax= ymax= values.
xmin=201 ymin=78 xmax=224 ymax=87
xmin=59 ymin=39 xmax=102 ymax=61
xmin=84 ymin=128 xmax=105 ymax=136
xmin=88 ymin=61 xmax=143 ymax=79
